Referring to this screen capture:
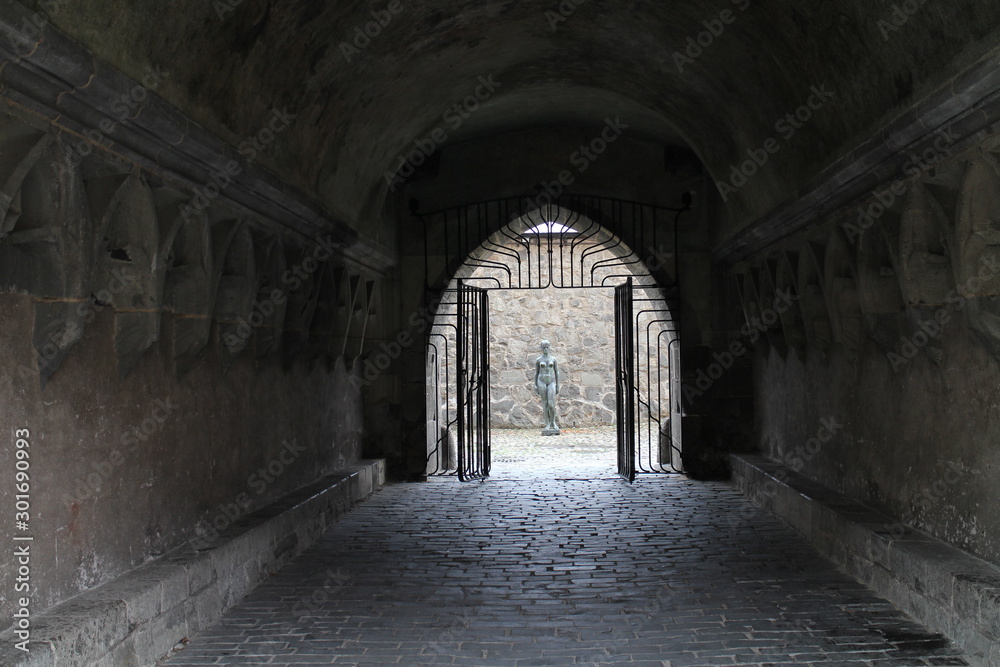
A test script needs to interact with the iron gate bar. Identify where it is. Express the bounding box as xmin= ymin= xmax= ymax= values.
xmin=636 ymin=314 xmax=678 ymax=474
xmin=426 ymin=295 xmax=464 ymax=476
xmin=455 ymin=281 xmax=490 ymax=481
xmin=426 ymin=329 xmax=458 ymax=475
xmin=615 ymin=277 xmax=636 ymax=482
xmin=632 ymin=290 xmax=681 ymax=474
xmin=668 ymin=337 xmax=683 ymax=469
